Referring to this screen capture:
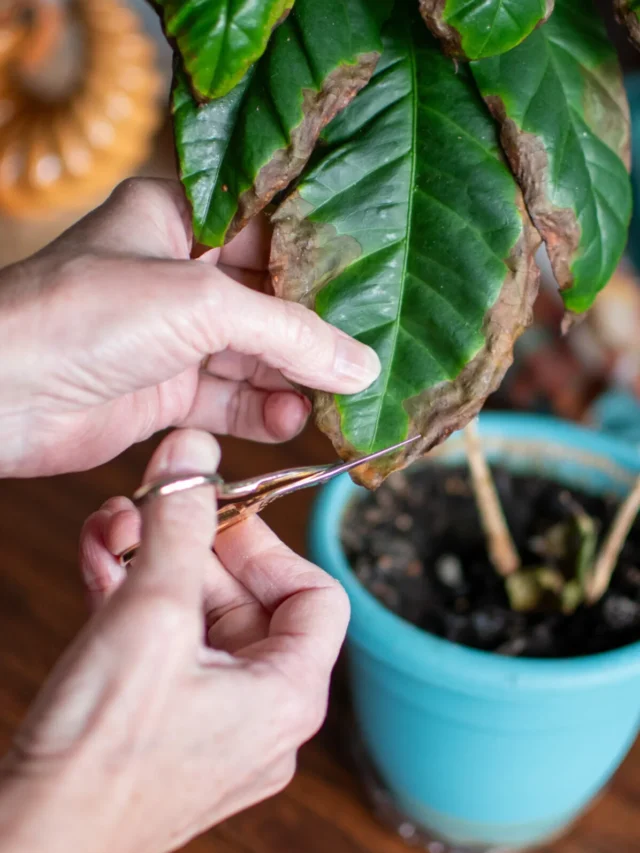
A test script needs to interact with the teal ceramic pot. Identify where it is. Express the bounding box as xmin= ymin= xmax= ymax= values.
xmin=310 ymin=415 xmax=640 ymax=852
